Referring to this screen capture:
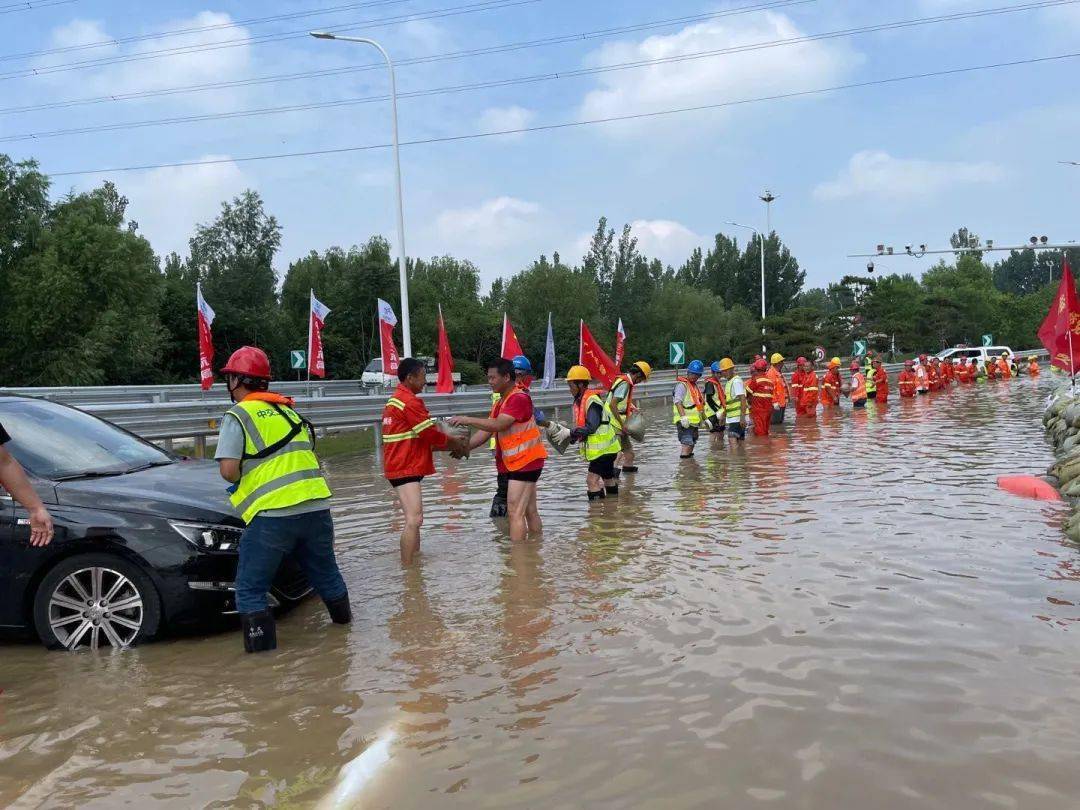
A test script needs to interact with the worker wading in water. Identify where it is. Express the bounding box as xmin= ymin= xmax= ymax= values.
xmin=606 ymin=360 xmax=650 ymax=473
xmin=821 ymin=357 xmax=842 ymax=408
xmin=745 ymin=359 xmax=775 ymax=436
xmin=898 ymin=360 xmax=918 ymax=397
xmin=872 ymin=358 xmax=889 ymax=405
xmin=766 ymin=353 xmax=788 ymax=424
xmin=488 ymin=355 xmax=535 ymax=518
xmin=215 ymin=346 xmax=352 ymax=653
xmin=796 ymin=358 xmax=819 ymax=418
xmin=704 ymin=361 xmax=727 ymax=434
xmin=847 ymin=362 xmax=868 ymax=409
xmin=567 ymin=365 xmax=622 ymax=499
xmin=672 ymin=360 xmax=707 ymax=458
